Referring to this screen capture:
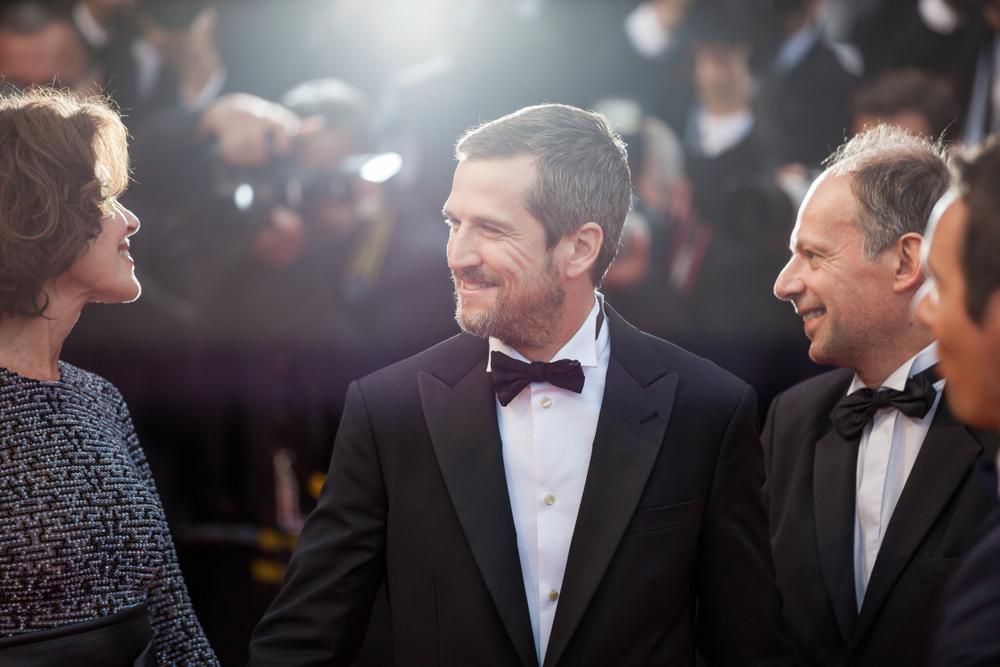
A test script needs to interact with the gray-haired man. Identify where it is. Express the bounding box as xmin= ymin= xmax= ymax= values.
xmin=765 ymin=125 xmax=999 ymax=667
